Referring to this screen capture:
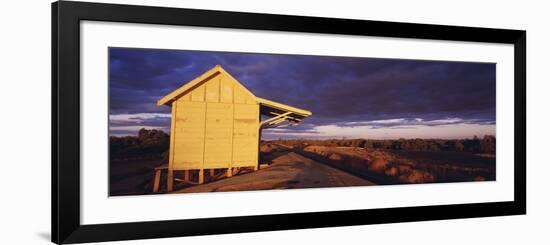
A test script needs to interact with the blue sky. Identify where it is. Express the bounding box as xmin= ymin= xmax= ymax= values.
xmin=109 ymin=47 xmax=496 ymax=139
